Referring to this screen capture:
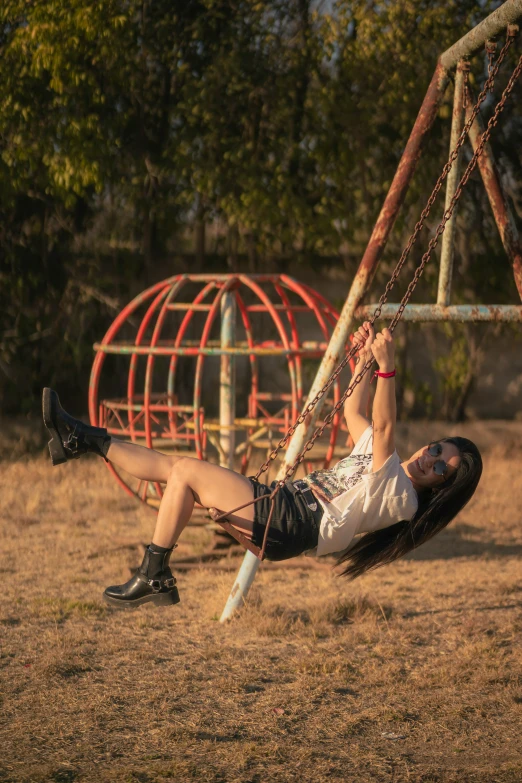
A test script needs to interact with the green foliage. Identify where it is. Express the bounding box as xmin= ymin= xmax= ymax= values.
xmin=398 ymin=363 xmax=434 ymax=420
xmin=433 ymin=323 xmax=471 ymax=418
xmin=0 ymin=0 xmax=520 ymax=413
